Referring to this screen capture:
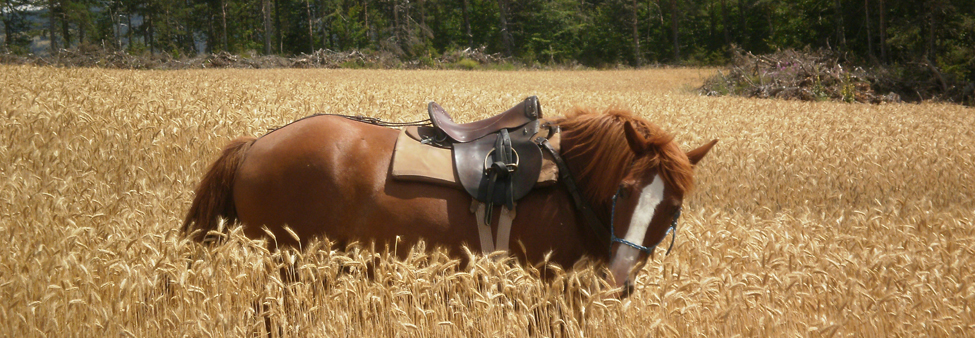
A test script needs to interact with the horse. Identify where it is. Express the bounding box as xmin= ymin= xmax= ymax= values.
xmin=182 ymin=106 xmax=716 ymax=293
